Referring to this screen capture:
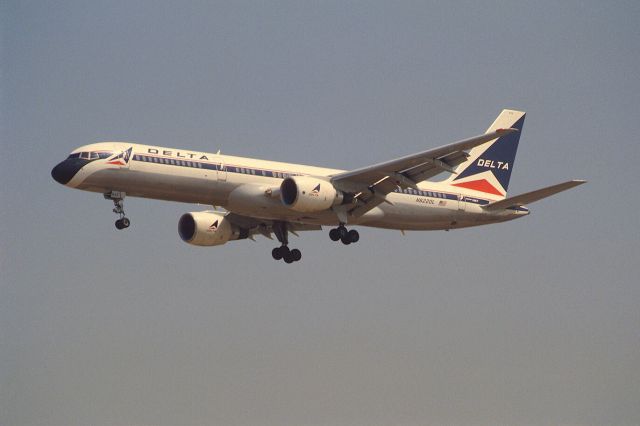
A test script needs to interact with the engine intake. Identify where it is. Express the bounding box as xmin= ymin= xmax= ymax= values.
xmin=178 ymin=211 xmax=246 ymax=246
xmin=280 ymin=176 xmax=343 ymax=213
